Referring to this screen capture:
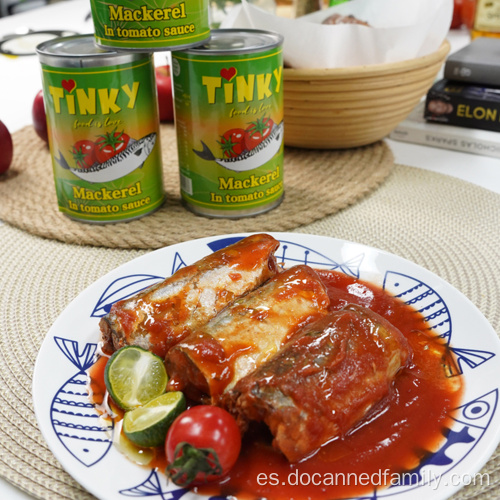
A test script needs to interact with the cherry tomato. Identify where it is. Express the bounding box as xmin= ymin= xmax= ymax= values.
xmin=95 ymin=130 xmax=130 ymax=163
xmin=245 ymin=117 xmax=274 ymax=151
xmin=165 ymin=405 xmax=241 ymax=487
xmin=218 ymin=128 xmax=246 ymax=158
xmin=71 ymin=140 xmax=97 ymax=169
